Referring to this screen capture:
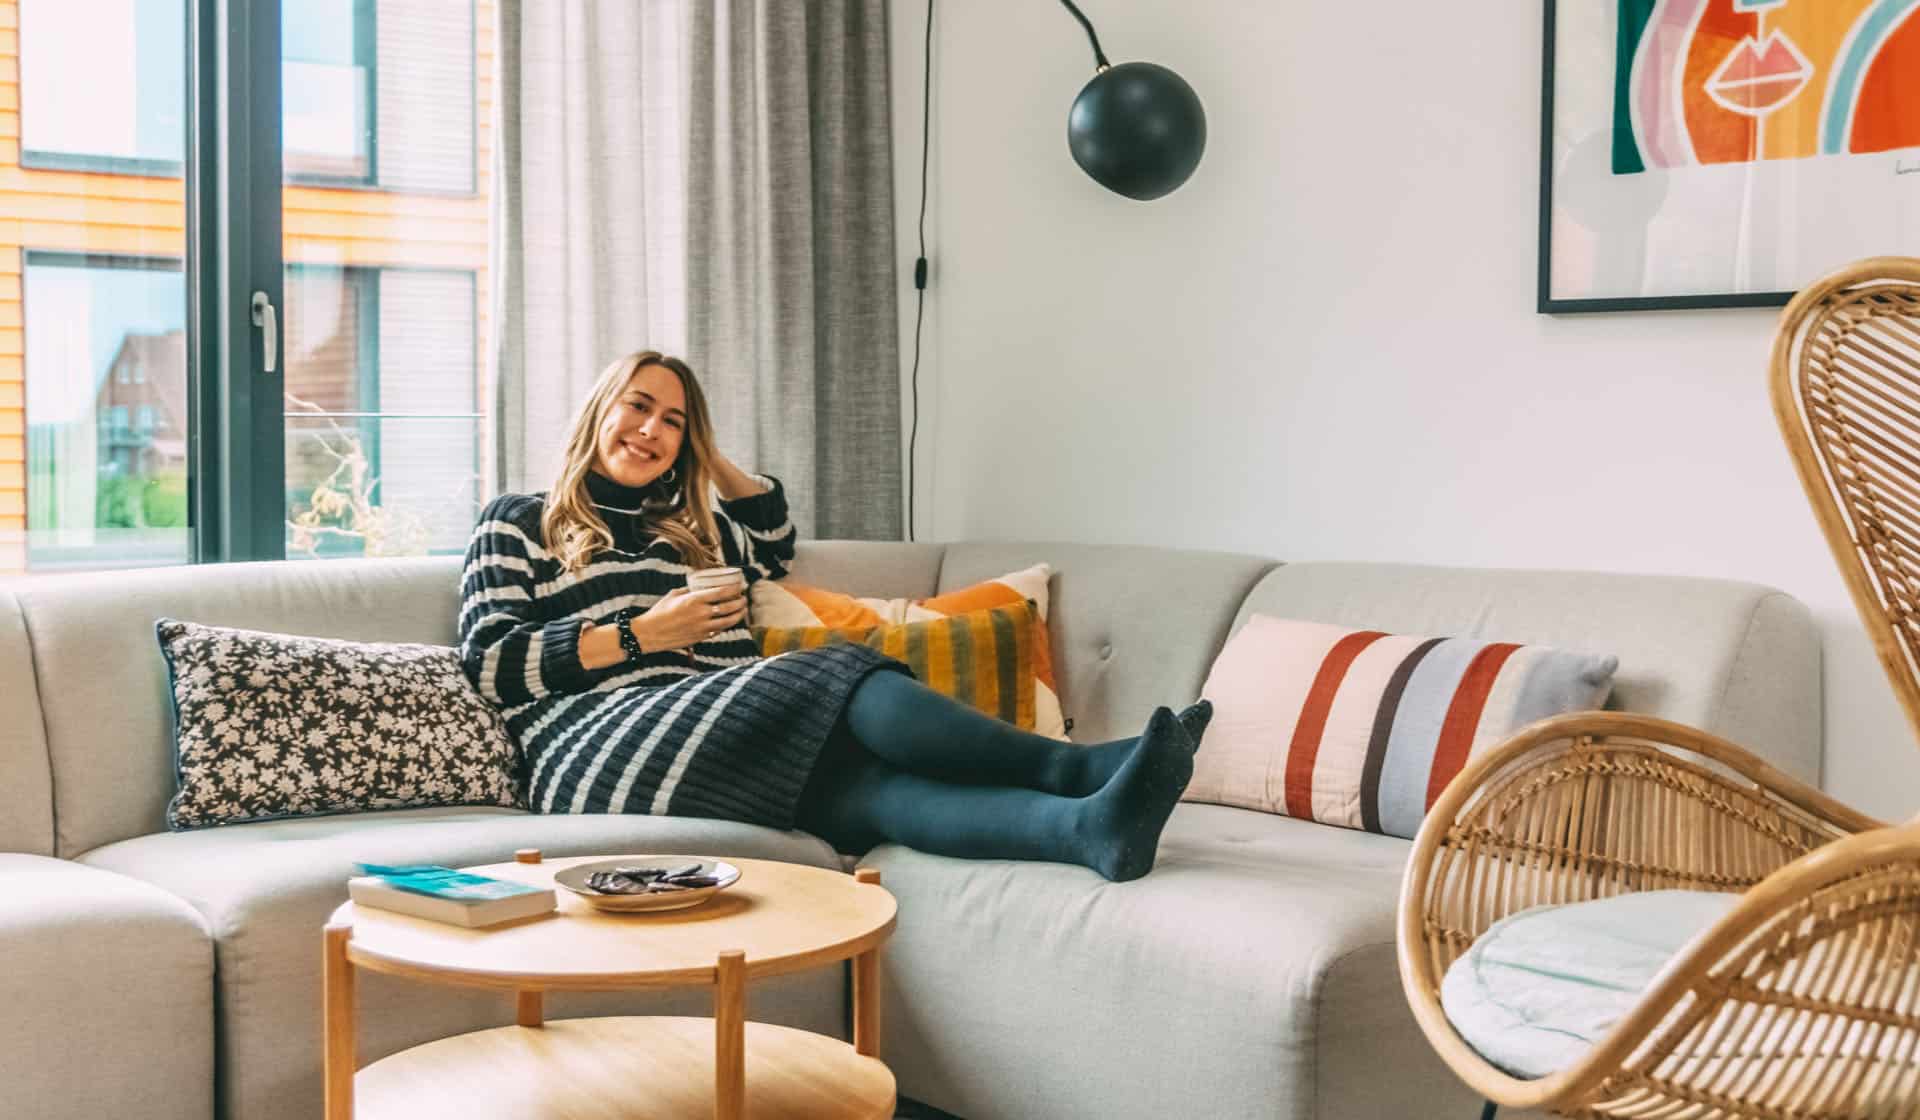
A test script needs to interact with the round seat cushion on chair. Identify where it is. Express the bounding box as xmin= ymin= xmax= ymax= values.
xmin=1439 ymin=889 xmax=1739 ymax=1079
